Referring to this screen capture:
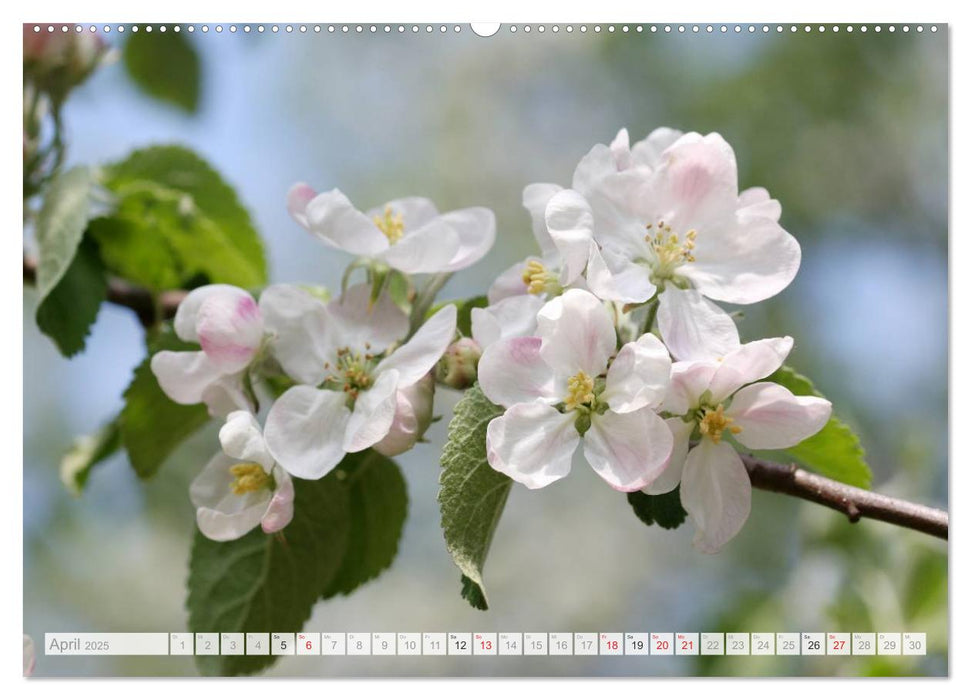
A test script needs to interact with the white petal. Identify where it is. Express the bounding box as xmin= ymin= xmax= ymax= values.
xmin=487 ymin=259 xmax=529 ymax=304
xmin=219 ymin=410 xmax=274 ymax=470
xmin=657 ymin=287 xmax=740 ymax=362
xmin=486 ymin=403 xmax=579 ymax=489
xmin=437 ymin=207 xmax=496 ymax=272
xmin=260 ymin=284 xmax=331 ymax=386
xmin=585 ymin=244 xmax=656 ymax=304
xmin=374 ymin=303 xmax=456 ymax=387
xmin=329 ymin=283 xmax=409 ymax=355
xmin=630 ymin=127 xmax=684 ymax=169
xmin=522 ymin=183 xmax=563 ymax=257
xmin=536 ymin=289 xmax=616 ymax=379
xmin=199 ymin=375 xmax=251 ymax=417
xmin=191 ymin=453 xmax=270 ymax=541
xmin=379 ymin=219 xmax=461 ymax=274
xmin=602 ymin=333 xmax=672 ymax=413
xmin=684 ymin=216 xmax=801 ymax=304
xmin=708 ymin=337 xmax=794 ymax=403
xmin=660 ymin=360 xmax=719 ymax=415
xmin=728 ymin=382 xmax=832 ymax=450
xmin=286 ymin=182 xmax=316 ymax=229
xmin=609 ymin=128 xmax=631 ymax=171
xmin=737 ymin=186 xmax=782 ymax=222
xmin=150 ymin=350 xmax=222 ymax=405
xmin=373 ymin=373 xmax=435 ymax=457
xmin=545 ymin=189 xmax=595 ymax=284
xmin=194 ymin=289 xmax=263 ymax=373
xmin=572 ymin=143 xmax=618 ymax=195
xmin=470 ymin=294 xmax=543 ymax=349
xmin=261 ymin=466 xmax=295 ymax=534
xmin=299 ymin=188 xmax=390 ymax=256
xmin=643 ymin=417 xmax=694 ymax=495
xmin=680 ymin=440 xmax=751 ymax=553
xmin=344 ymin=369 xmax=400 ymax=452
xmin=478 ymin=336 xmax=559 ymax=407
xmin=367 ymin=197 xmax=438 ymax=229
xmin=264 ymin=387 xmax=351 ymax=479
xmin=584 ymin=407 xmax=674 ymax=491
xmin=173 ymin=284 xmax=254 ymax=344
